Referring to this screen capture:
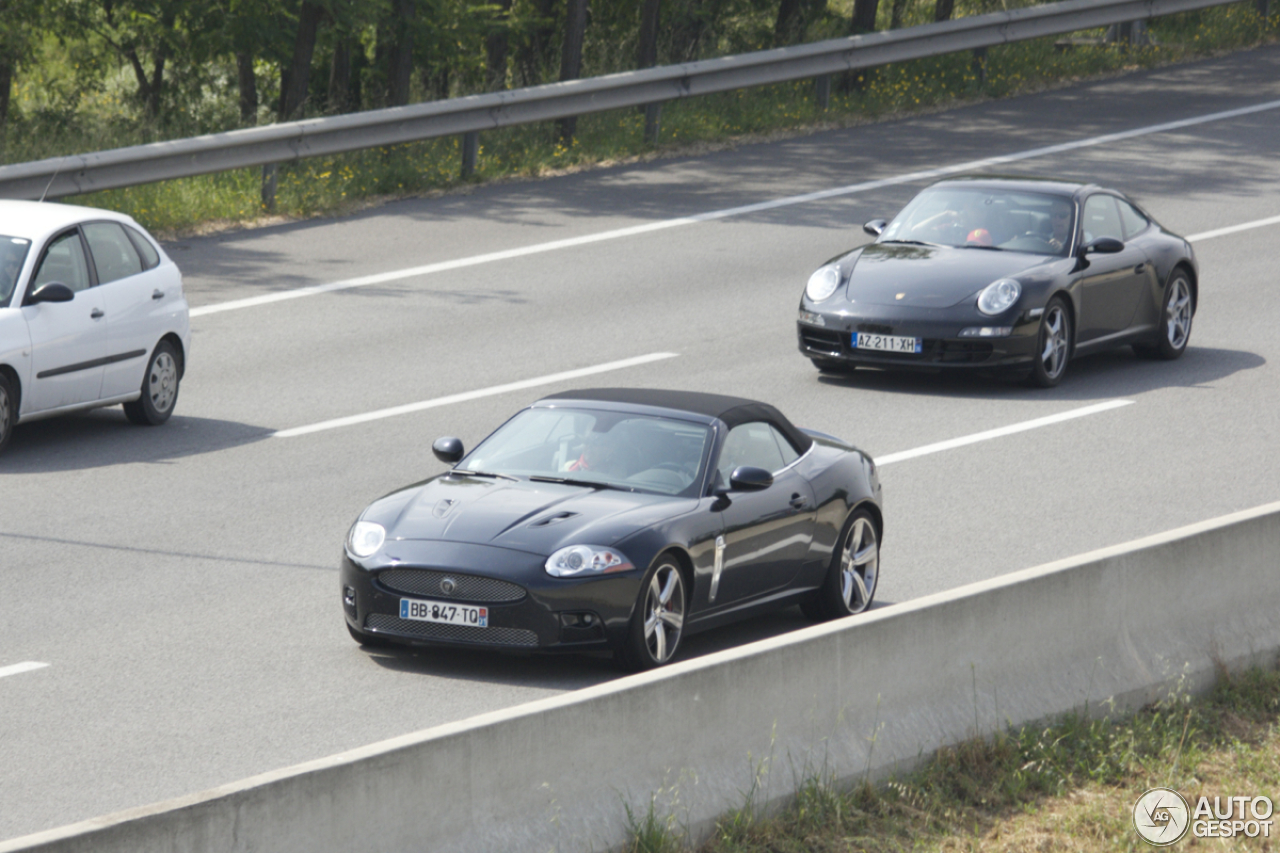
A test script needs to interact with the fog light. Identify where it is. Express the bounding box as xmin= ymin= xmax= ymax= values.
xmin=959 ymin=326 xmax=1012 ymax=338
xmin=797 ymin=311 xmax=826 ymax=326
xmin=342 ymin=586 xmax=358 ymax=618
xmin=559 ymin=611 xmax=605 ymax=642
